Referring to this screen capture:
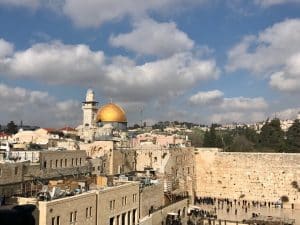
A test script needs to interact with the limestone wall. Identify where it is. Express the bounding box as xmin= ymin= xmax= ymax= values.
xmin=194 ymin=148 xmax=300 ymax=205
xmin=112 ymin=149 xmax=136 ymax=175
xmin=135 ymin=144 xmax=170 ymax=173
xmin=164 ymin=147 xmax=195 ymax=195
xmin=0 ymin=161 xmax=25 ymax=185
xmin=149 ymin=199 xmax=188 ymax=225
xmin=140 ymin=183 xmax=164 ymax=218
